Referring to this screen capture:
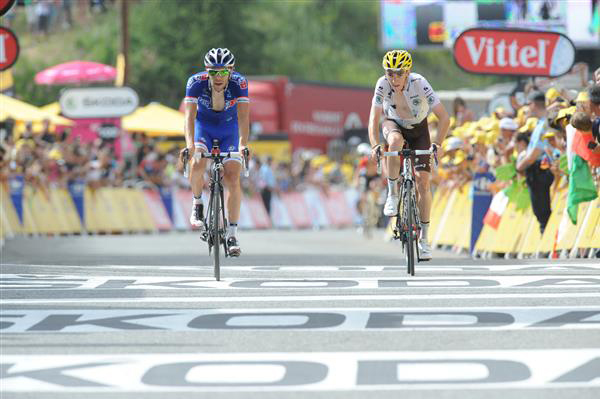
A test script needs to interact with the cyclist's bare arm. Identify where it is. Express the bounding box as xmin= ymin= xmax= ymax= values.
xmin=431 ymin=103 xmax=449 ymax=149
xmin=184 ymin=102 xmax=197 ymax=157
xmin=237 ymin=102 xmax=250 ymax=149
xmin=368 ymin=104 xmax=382 ymax=157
